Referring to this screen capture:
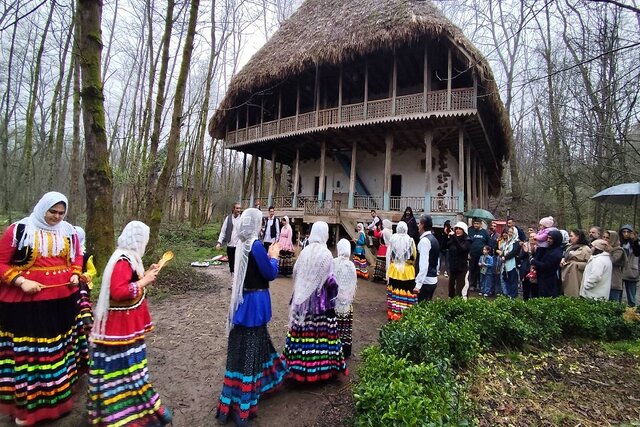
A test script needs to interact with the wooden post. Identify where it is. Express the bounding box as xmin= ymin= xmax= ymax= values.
xmin=235 ymin=112 xmax=239 ymax=145
xmin=315 ymin=63 xmax=320 ymax=127
xmin=479 ymin=163 xmax=485 ymax=208
xmin=458 ymin=126 xmax=464 ymax=211
xmin=447 ymin=48 xmax=452 ymax=110
xmin=240 ymin=152 xmax=247 ymax=203
xmin=260 ymin=97 xmax=264 ymax=136
xmin=384 ymin=133 xmax=393 ymax=211
xmin=268 ymin=150 xmax=276 ymax=206
xmin=392 ymin=48 xmax=397 ymax=115
xmin=249 ymin=155 xmax=256 ymax=207
xmin=292 ymin=148 xmax=300 ymax=208
xmin=423 ymin=43 xmax=429 ymax=112
xmin=277 ymin=87 xmax=282 ymax=133
xmin=466 ymin=146 xmax=472 ymax=209
xmin=348 ymin=141 xmax=357 ymax=208
xmin=338 ymin=65 xmax=343 ymax=122
xmin=472 ymin=71 xmax=478 ymax=109
xmin=471 ymin=154 xmax=477 ymax=207
xmin=318 ymin=140 xmax=326 ymax=203
xmin=424 ymin=128 xmax=433 ymax=212
xmin=295 ymin=80 xmax=300 ymax=129
xmin=363 ymin=60 xmax=369 ymax=119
